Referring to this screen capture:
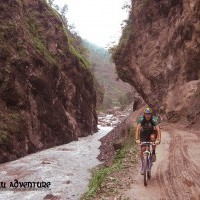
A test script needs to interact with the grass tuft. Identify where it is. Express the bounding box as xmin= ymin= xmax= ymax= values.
xmin=82 ymin=126 xmax=137 ymax=199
